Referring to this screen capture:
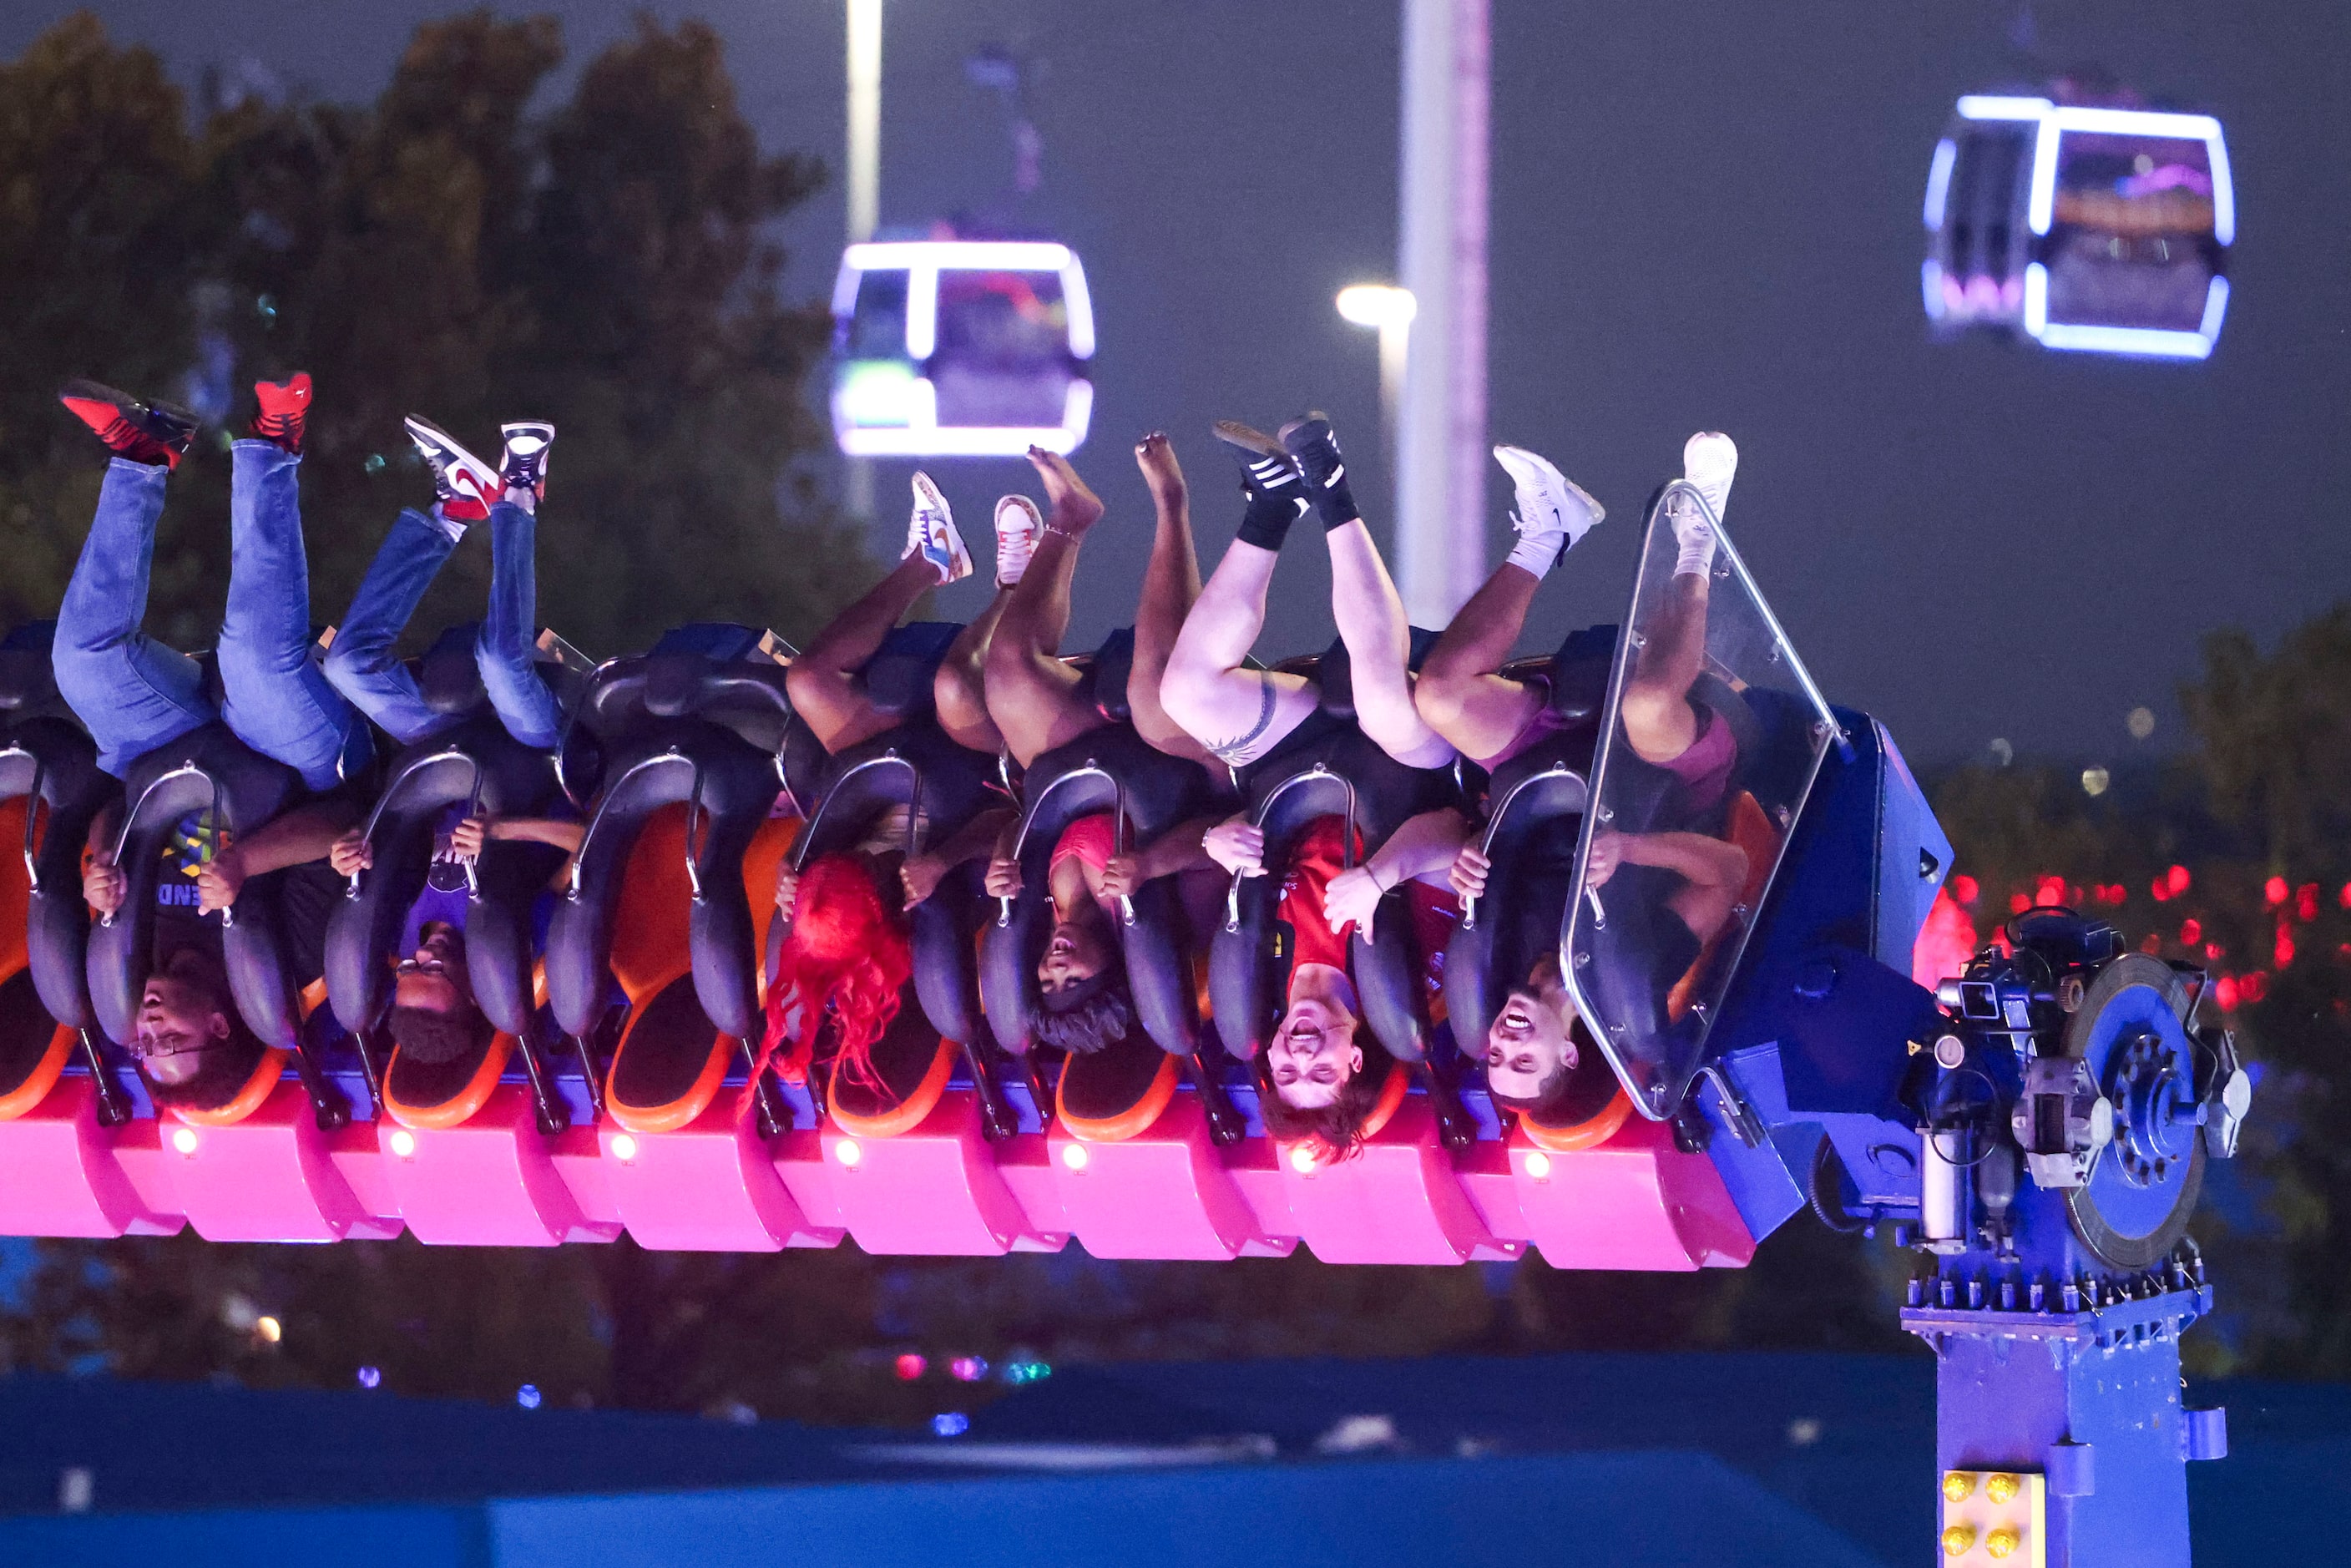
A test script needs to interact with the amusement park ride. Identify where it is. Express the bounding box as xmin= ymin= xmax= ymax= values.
xmin=0 ymin=477 xmax=2251 ymax=1564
